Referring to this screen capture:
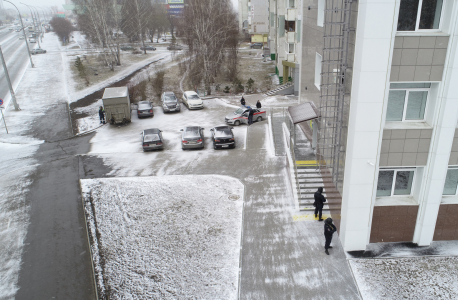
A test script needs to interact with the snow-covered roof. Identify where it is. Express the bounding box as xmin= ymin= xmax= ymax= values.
xmin=102 ymin=87 xmax=128 ymax=99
